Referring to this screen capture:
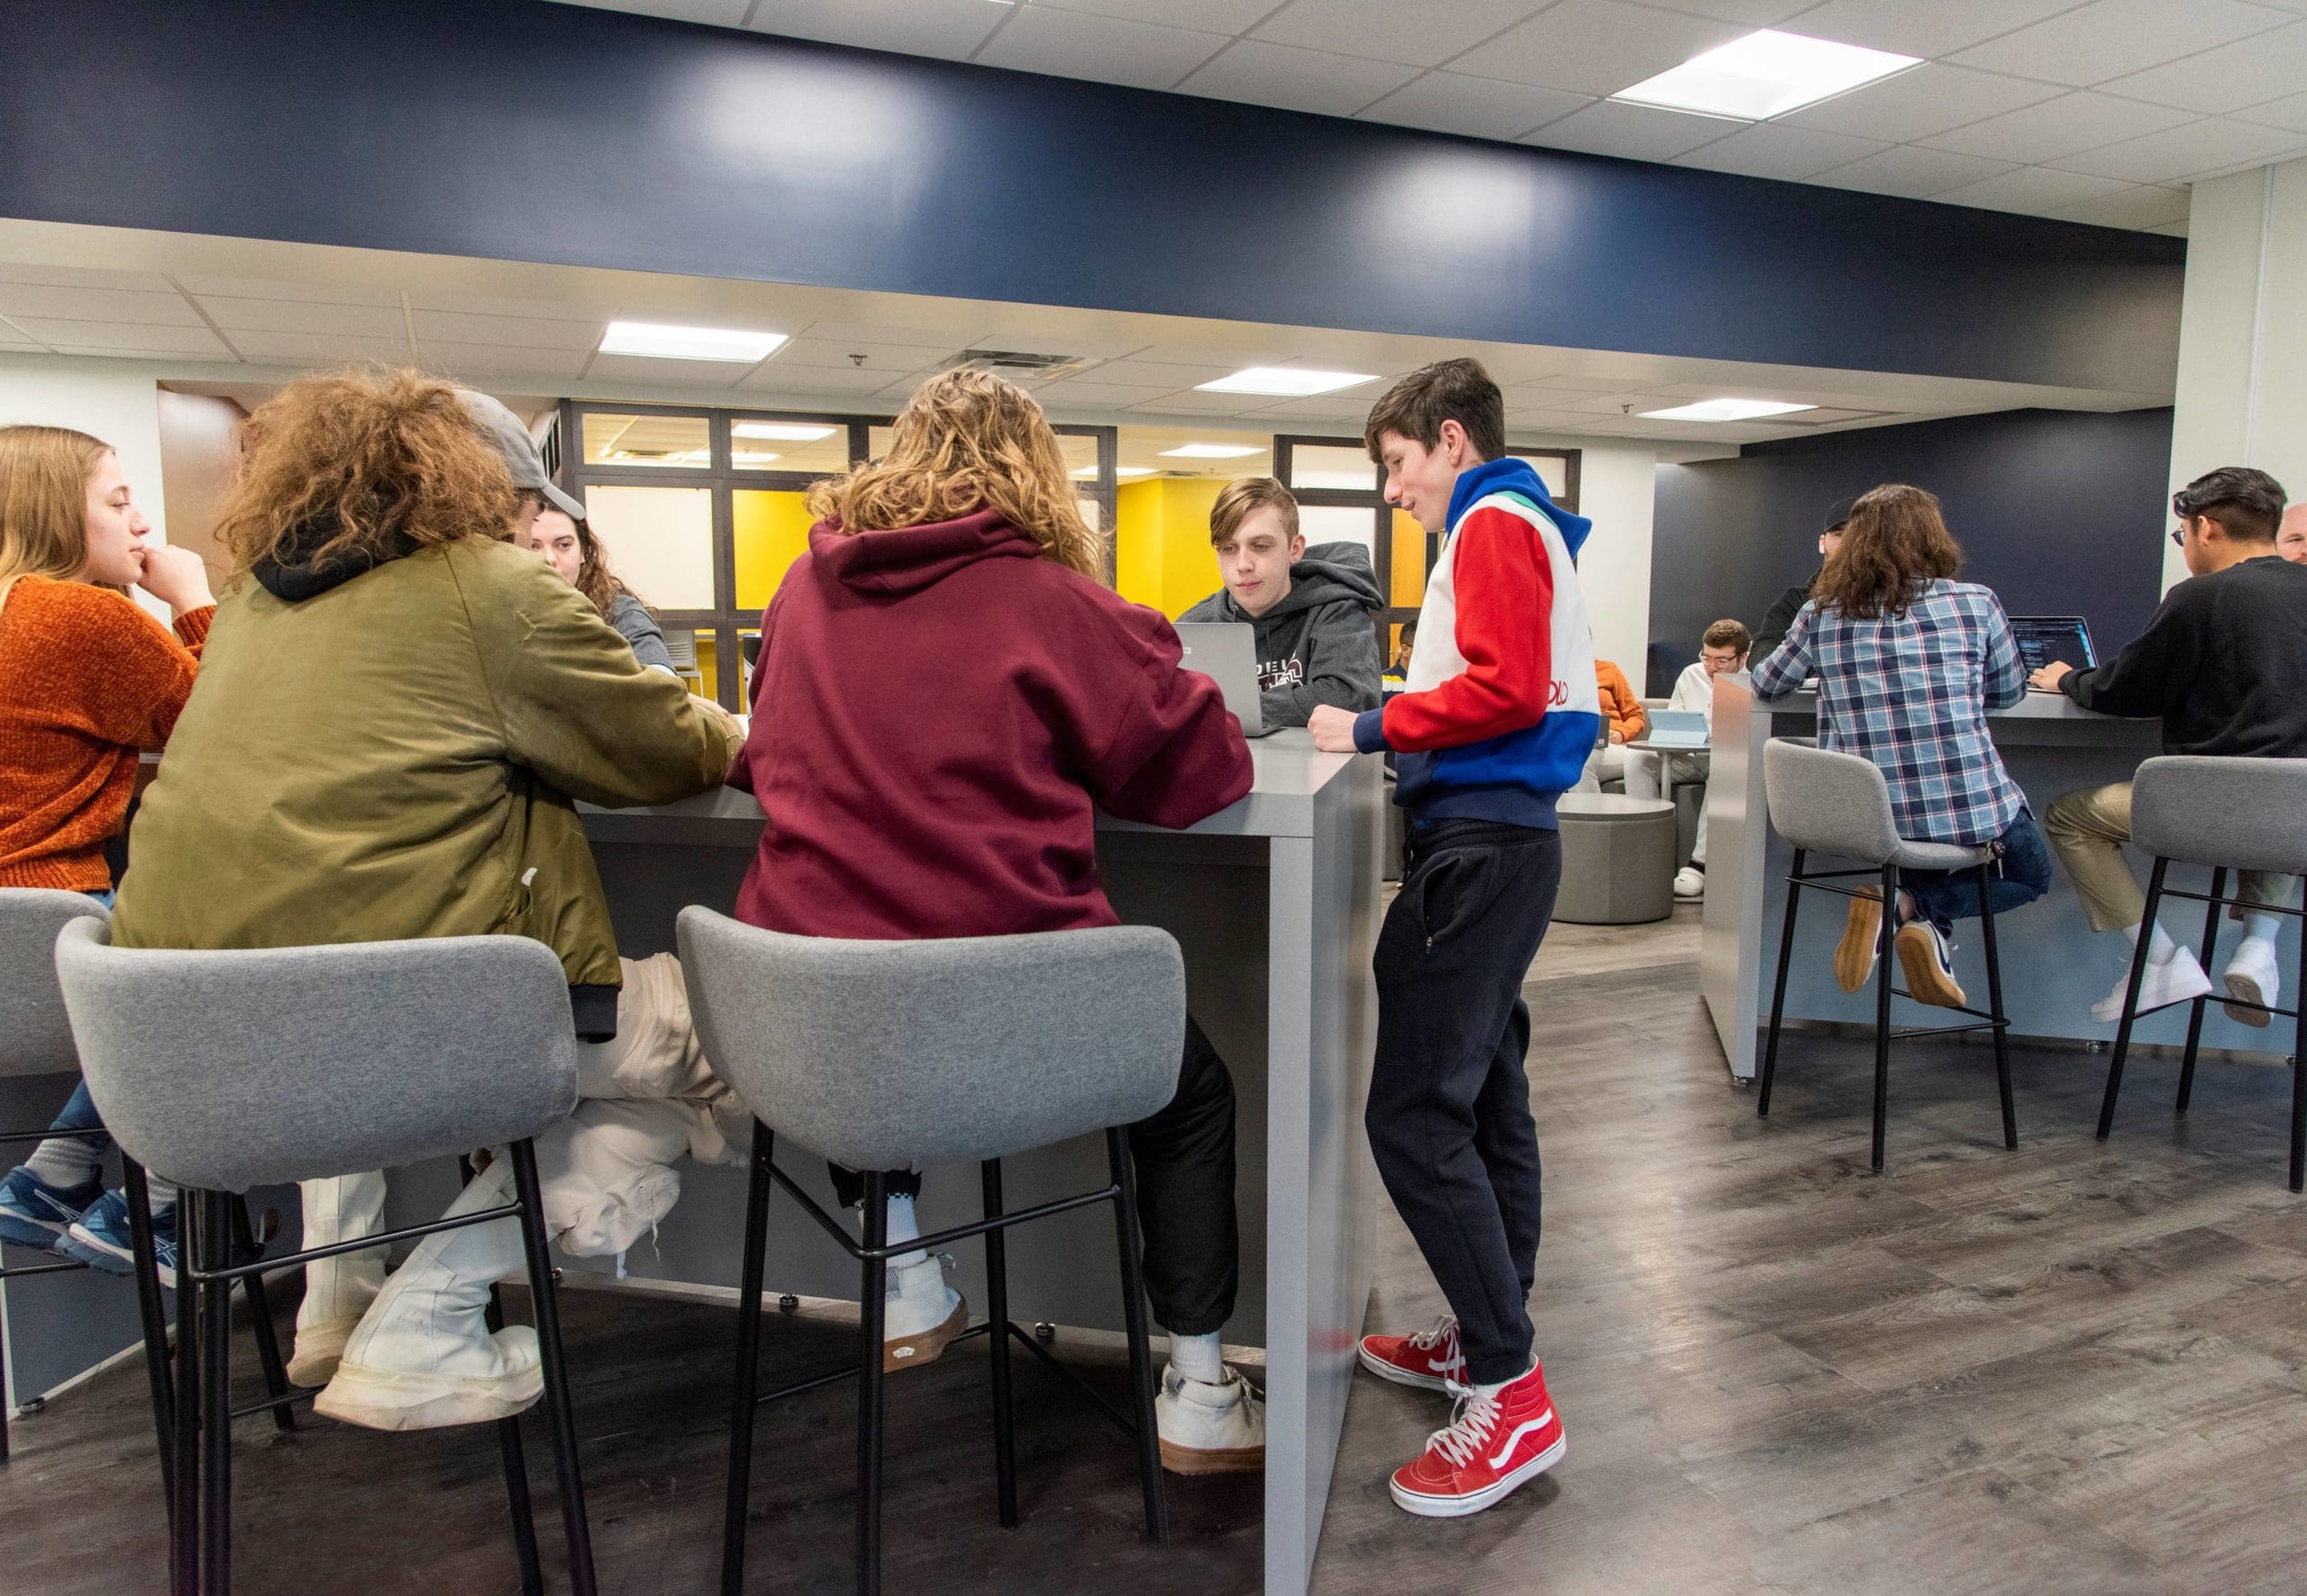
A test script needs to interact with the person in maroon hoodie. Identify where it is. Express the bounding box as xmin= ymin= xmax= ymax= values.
xmin=730 ymin=369 xmax=1265 ymax=1474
